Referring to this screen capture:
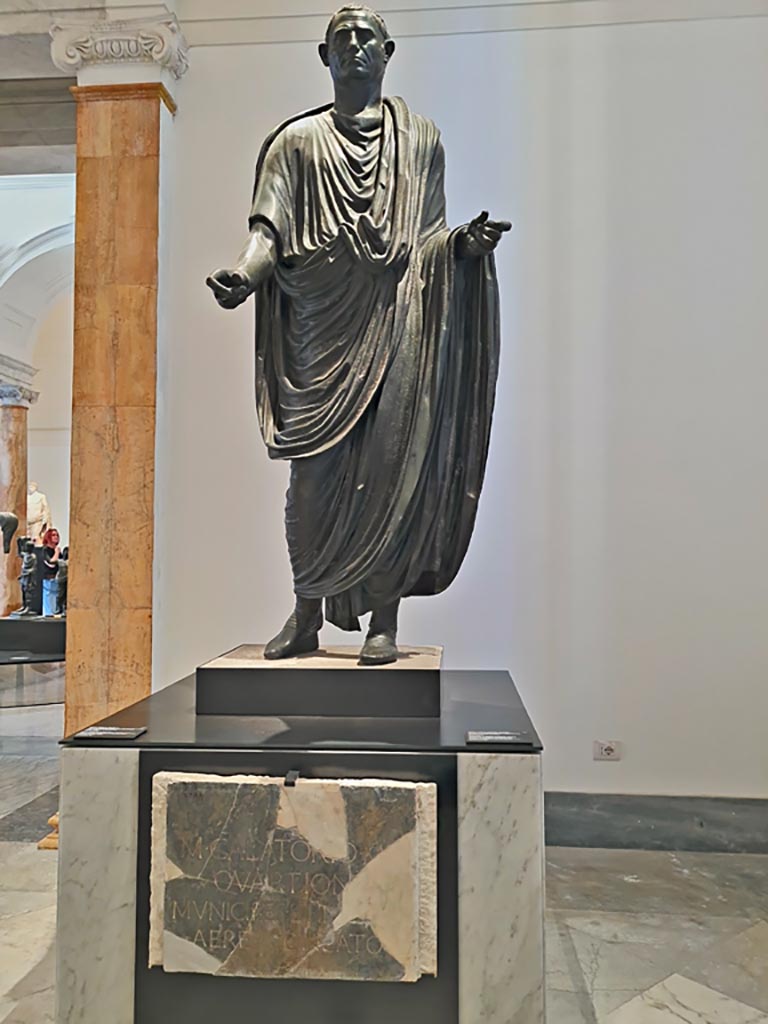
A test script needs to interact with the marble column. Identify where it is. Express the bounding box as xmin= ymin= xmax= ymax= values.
xmin=0 ymin=382 xmax=38 ymax=616
xmin=50 ymin=16 xmax=188 ymax=734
